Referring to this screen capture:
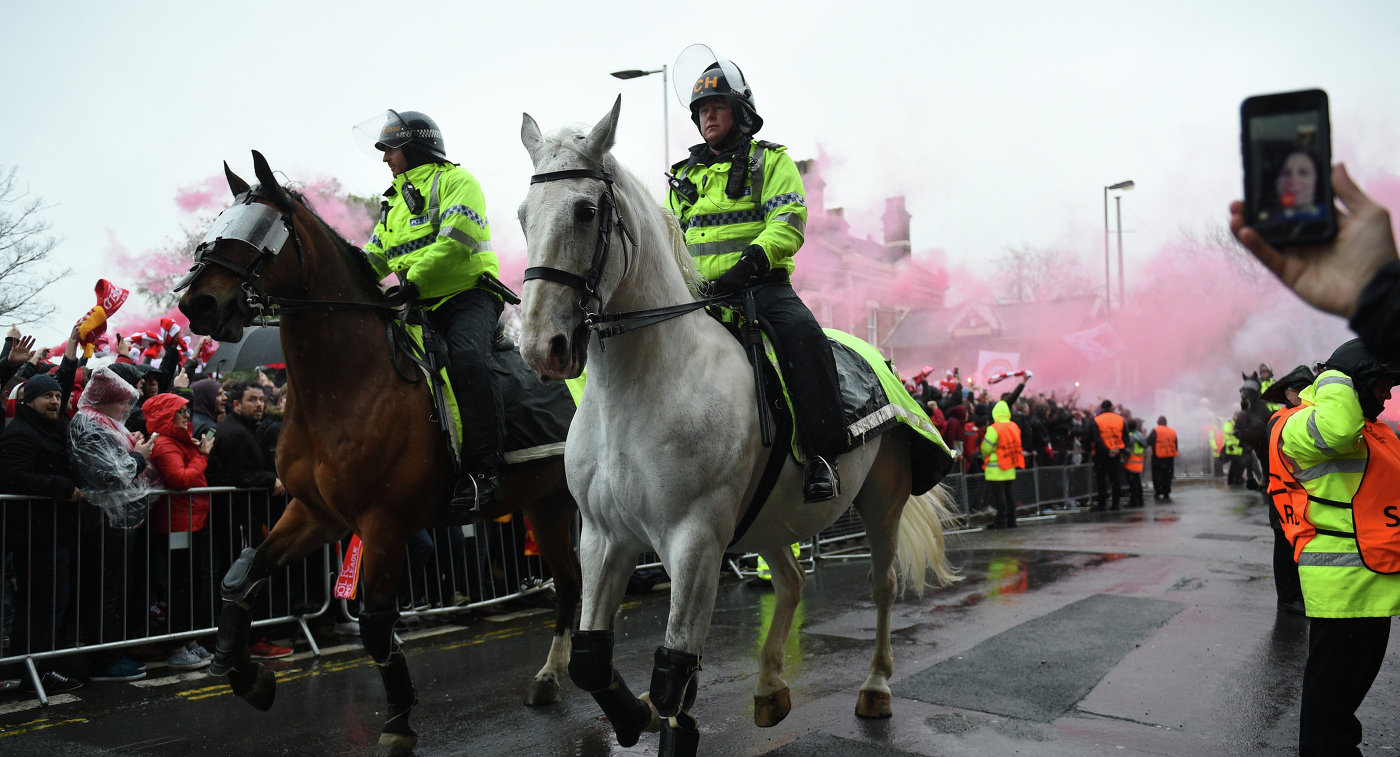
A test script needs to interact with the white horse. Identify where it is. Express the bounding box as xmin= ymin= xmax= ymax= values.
xmin=517 ymin=98 xmax=959 ymax=757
